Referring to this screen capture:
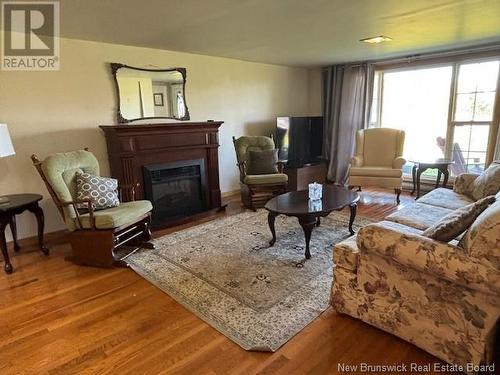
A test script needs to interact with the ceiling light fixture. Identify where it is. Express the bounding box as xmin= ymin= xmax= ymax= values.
xmin=360 ymin=35 xmax=393 ymax=44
